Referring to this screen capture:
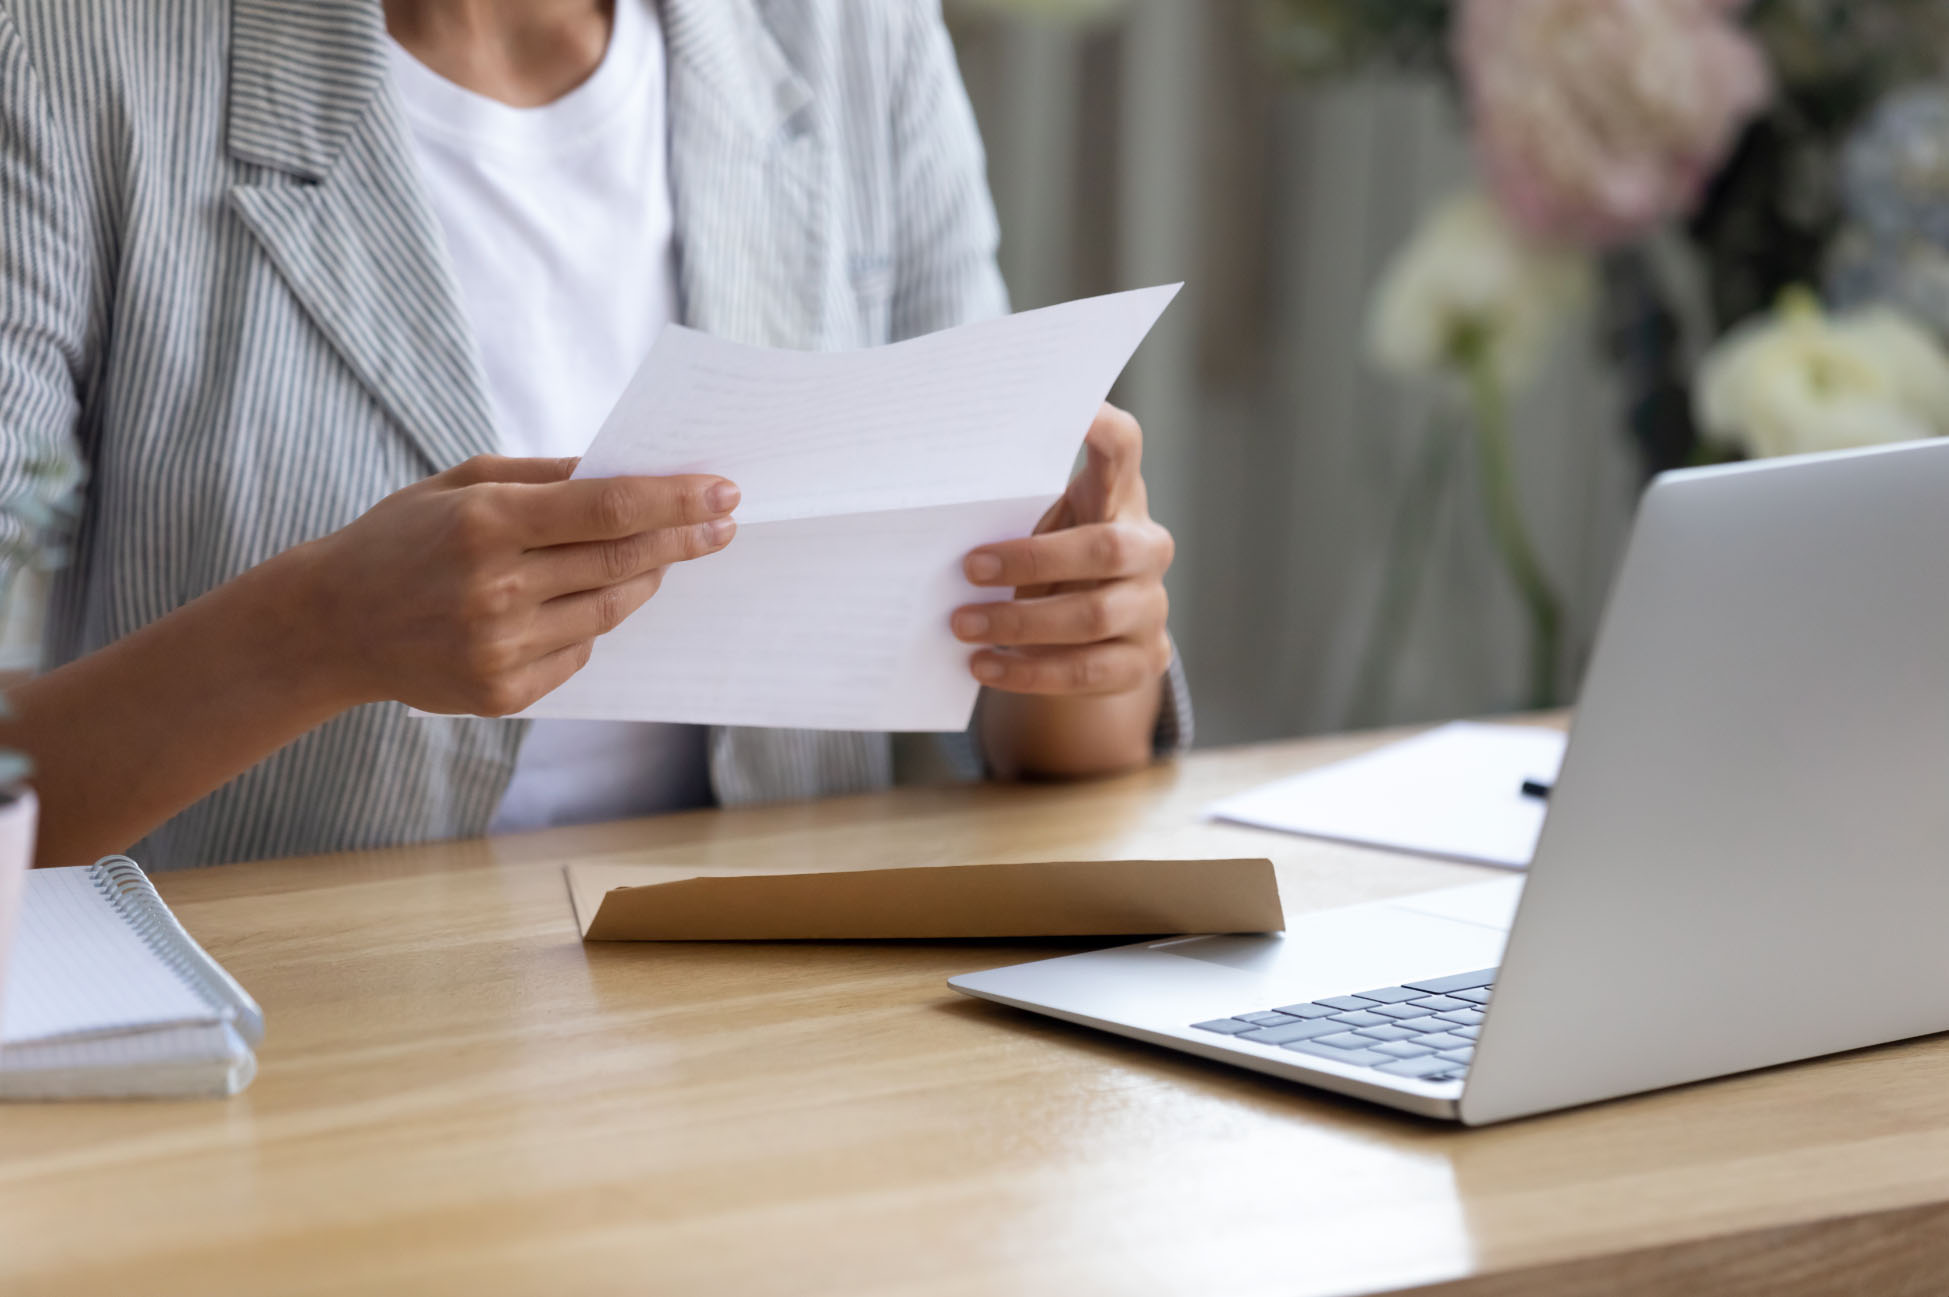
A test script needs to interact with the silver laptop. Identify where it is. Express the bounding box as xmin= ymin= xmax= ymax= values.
xmin=951 ymin=438 xmax=1949 ymax=1124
